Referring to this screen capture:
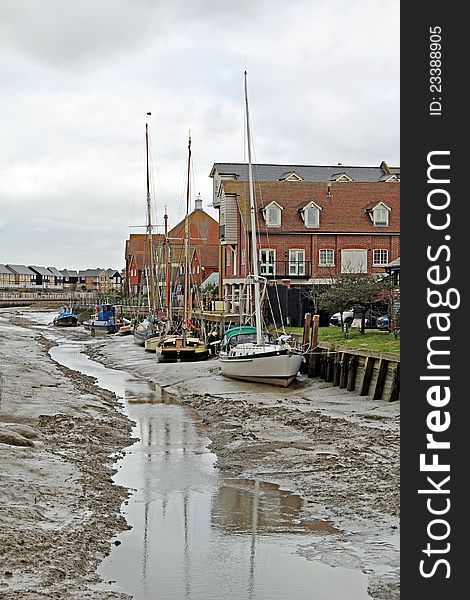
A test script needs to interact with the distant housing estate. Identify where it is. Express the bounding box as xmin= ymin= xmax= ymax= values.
xmin=0 ymin=264 xmax=123 ymax=293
